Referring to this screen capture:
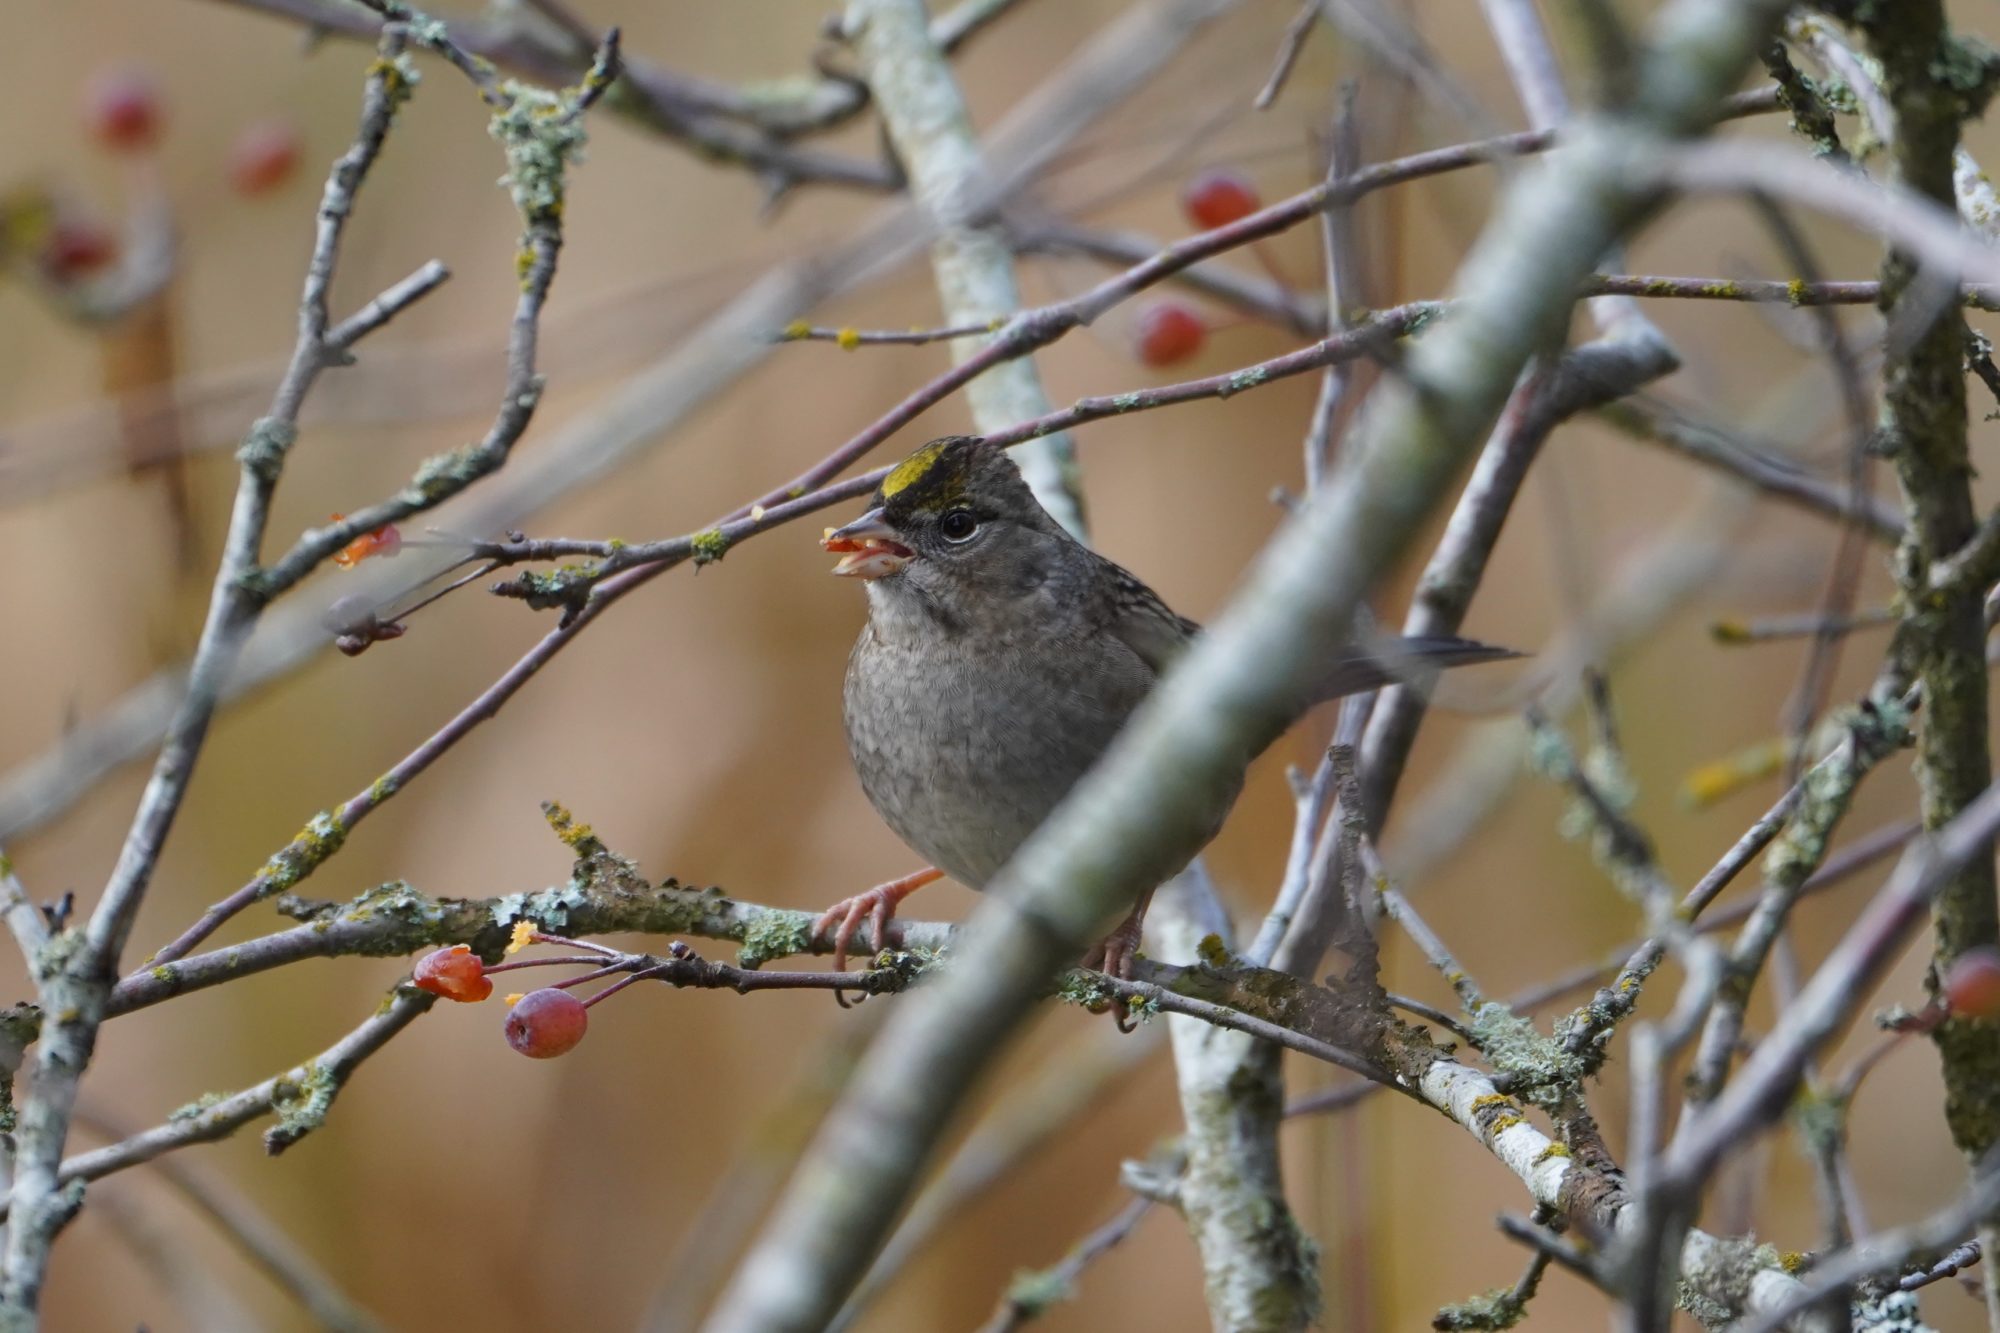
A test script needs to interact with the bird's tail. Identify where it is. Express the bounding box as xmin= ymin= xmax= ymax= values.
xmin=1307 ymin=633 xmax=1520 ymax=706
